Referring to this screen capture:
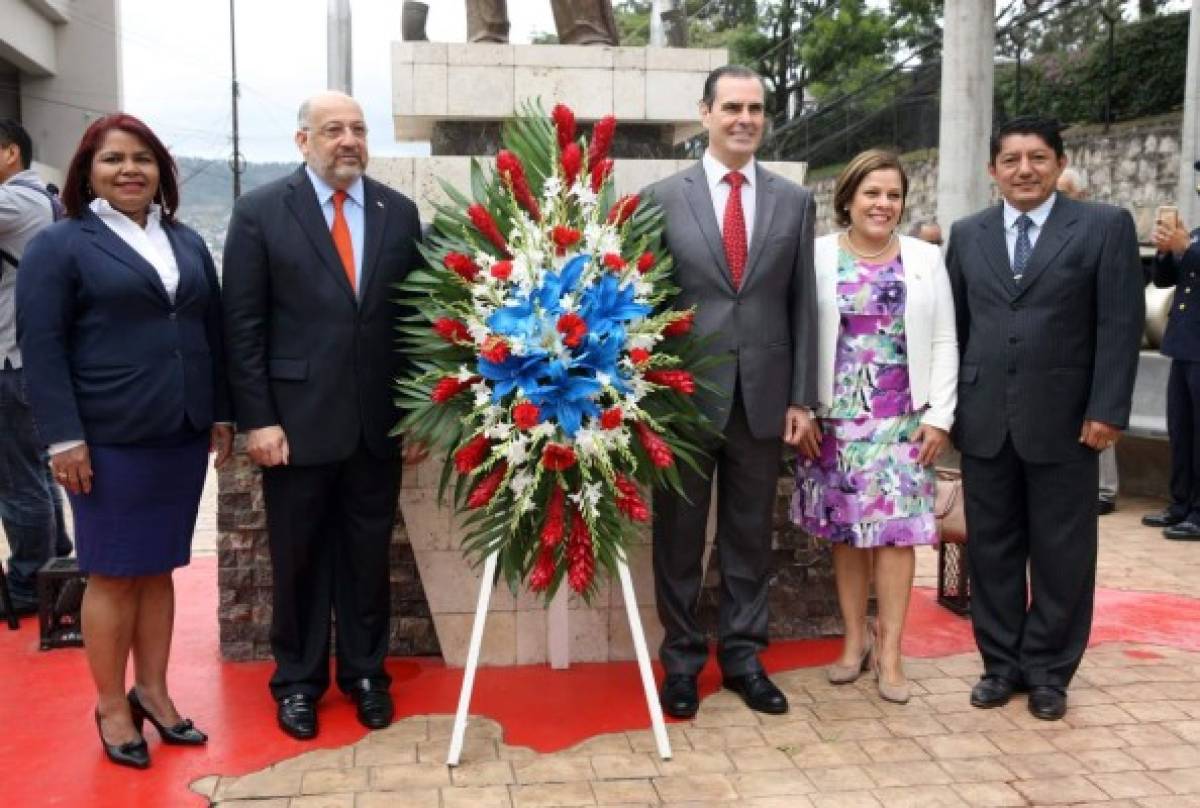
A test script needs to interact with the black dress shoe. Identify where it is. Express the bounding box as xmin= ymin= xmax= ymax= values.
xmin=1097 ymin=499 xmax=1116 ymax=516
xmin=970 ymin=675 xmax=1017 ymax=709
xmin=1142 ymin=509 xmax=1186 ymax=528
xmin=128 ymin=688 xmax=207 ymax=745
xmin=659 ymin=674 xmax=699 ymax=719
xmin=723 ymin=672 xmax=789 ymax=715
xmin=1163 ymin=520 xmax=1200 ymax=541
xmin=0 ymin=599 xmax=37 ymax=619
xmin=95 ymin=709 xmax=149 ymax=770
xmin=348 ymin=680 xmax=394 ymax=730
xmin=1028 ymin=686 xmax=1067 ymax=720
xmin=277 ymin=693 xmax=318 ymax=740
